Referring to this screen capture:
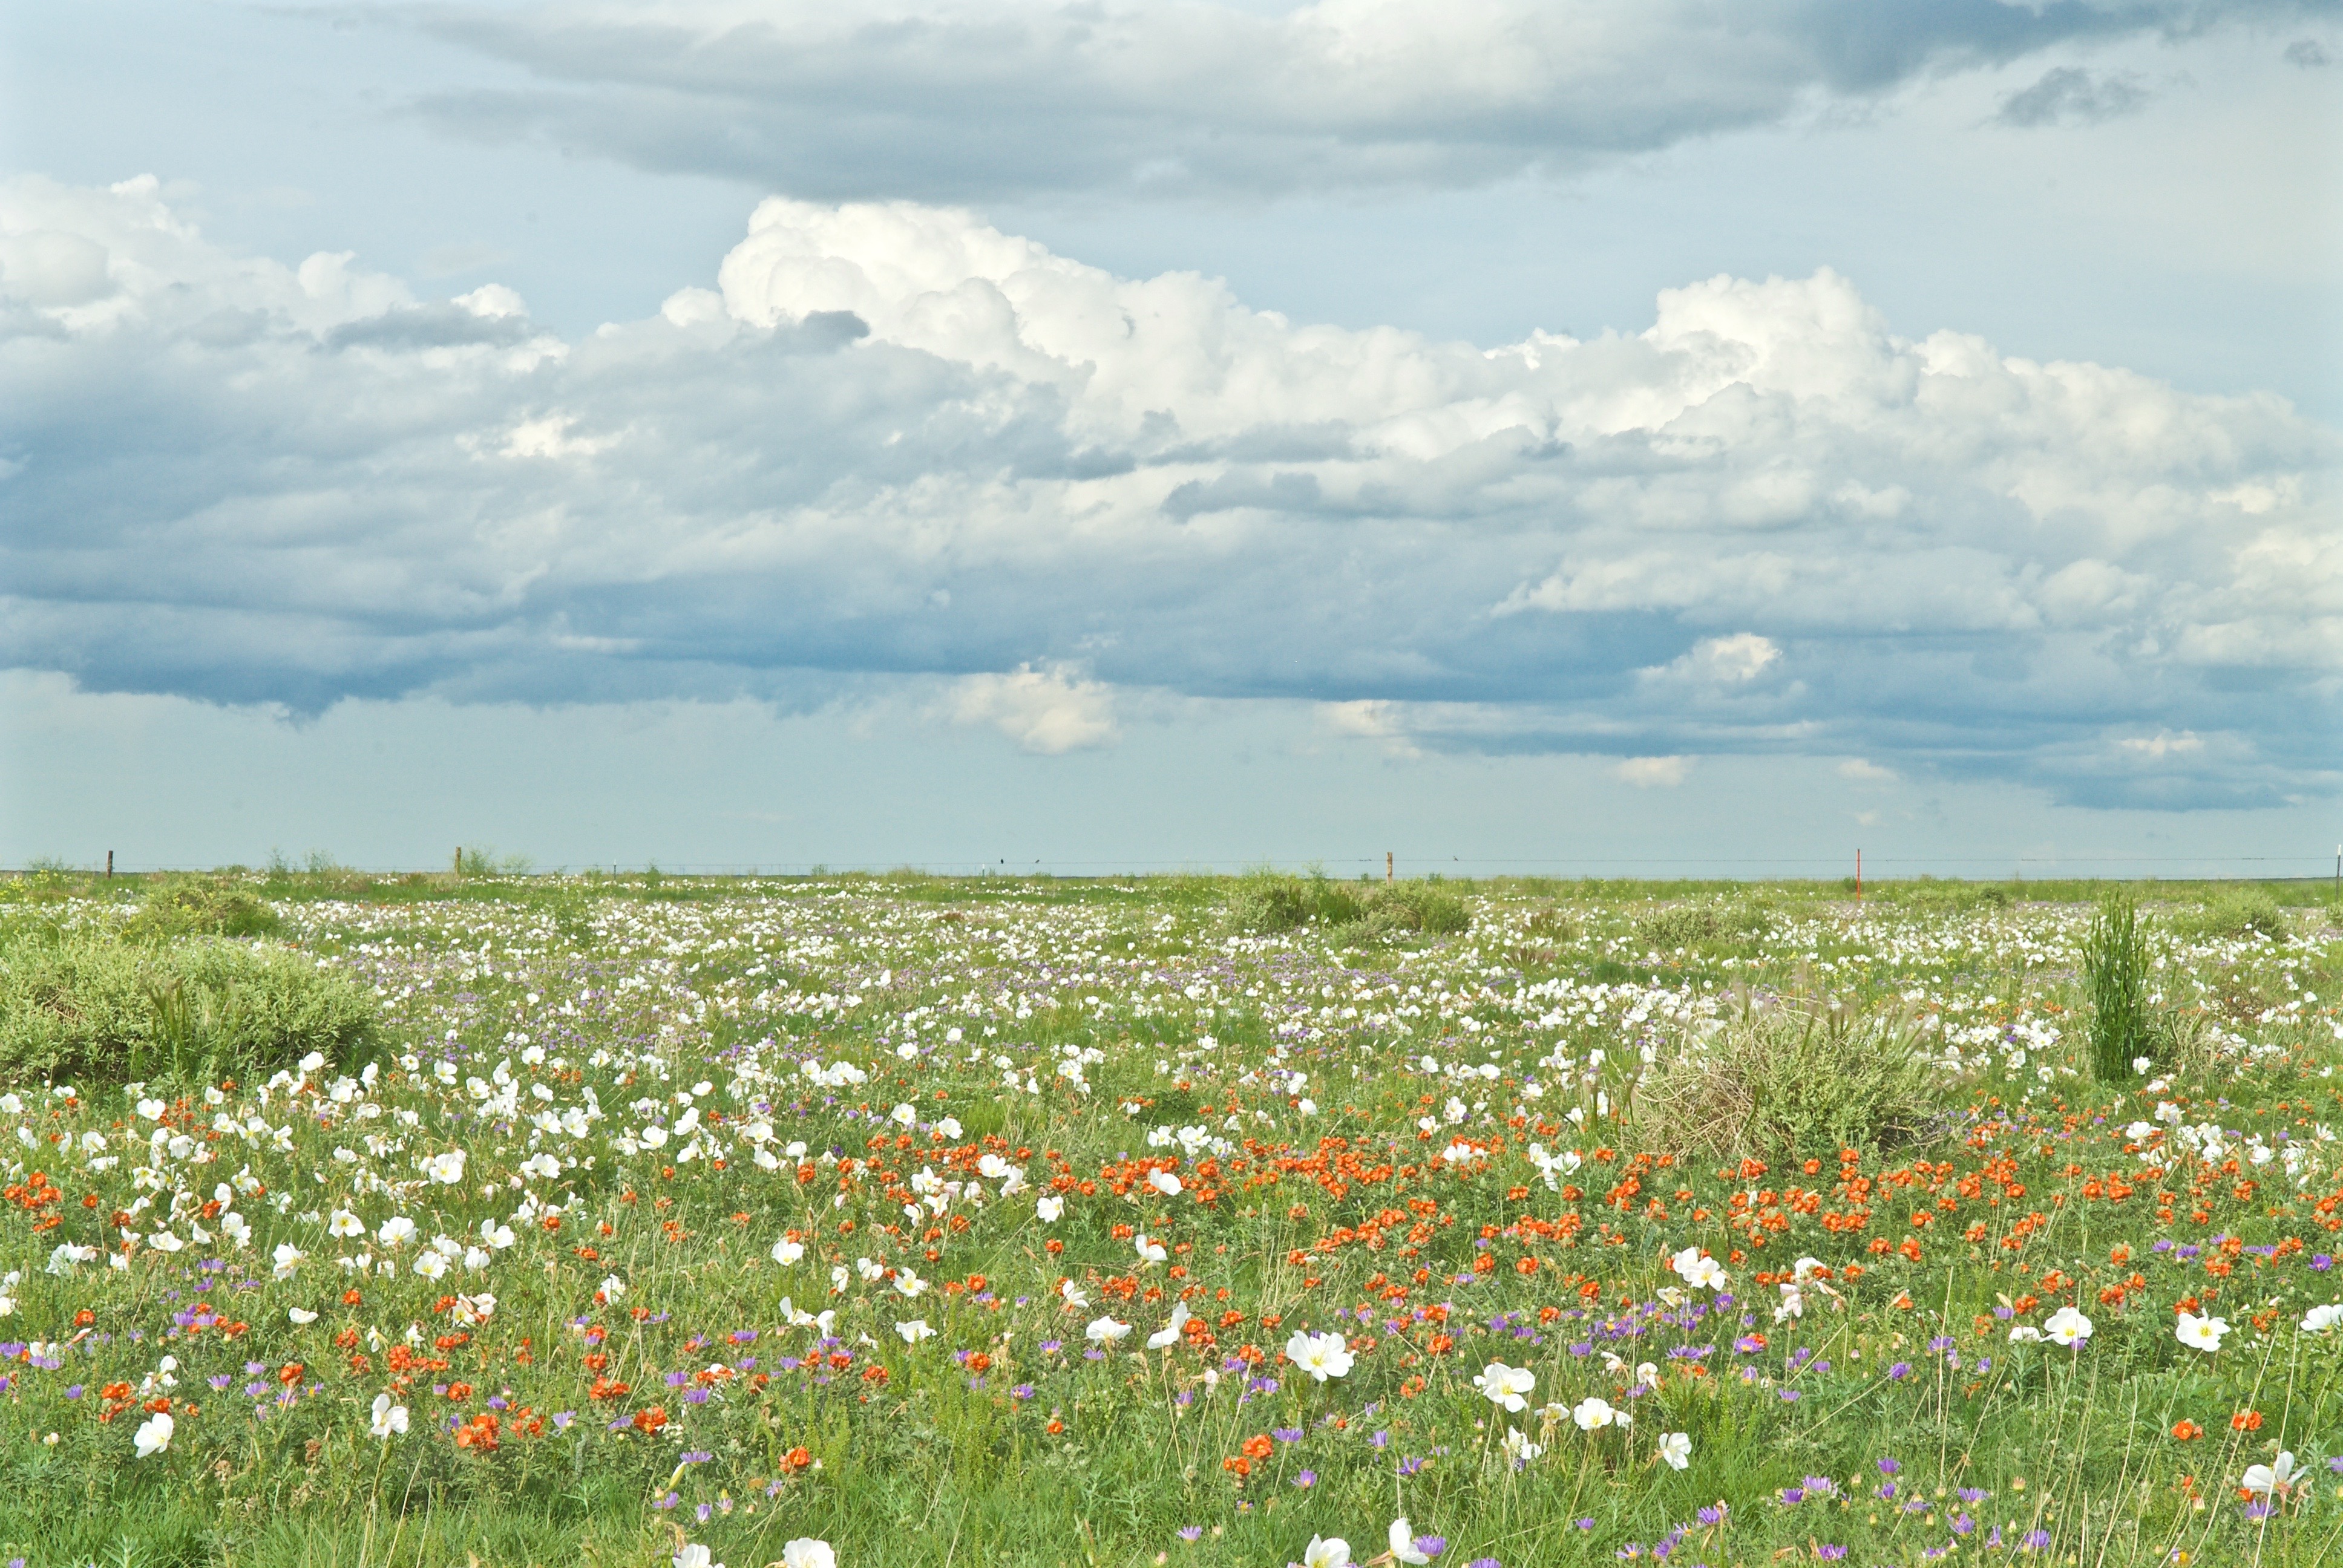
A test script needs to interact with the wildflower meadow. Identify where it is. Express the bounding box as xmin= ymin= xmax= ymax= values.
xmin=2 ymin=868 xmax=2341 ymax=1568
